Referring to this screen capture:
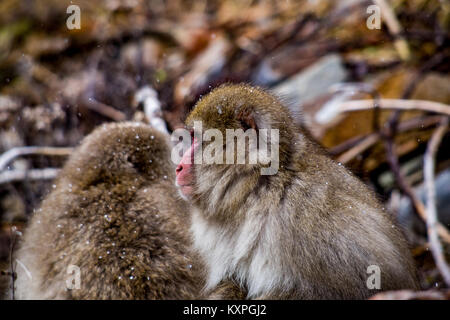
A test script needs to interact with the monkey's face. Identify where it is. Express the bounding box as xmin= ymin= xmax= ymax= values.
xmin=175 ymin=84 xmax=296 ymax=207
xmin=175 ymin=132 xmax=197 ymax=199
